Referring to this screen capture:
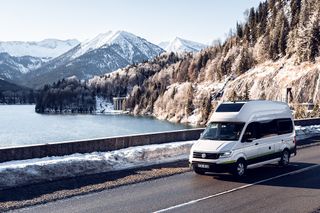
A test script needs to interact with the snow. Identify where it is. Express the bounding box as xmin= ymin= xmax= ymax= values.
xmin=159 ymin=37 xmax=207 ymax=53
xmin=95 ymin=96 xmax=128 ymax=114
xmin=95 ymin=96 xmax=114 ymax=113
xmin=0 ymin=141 xmax=195 ymax=189
xmin=0 ymin=39 xmax=79 ymax=58
xmin=295 ymin=125 xmax=320 ymax=141
xmin=72 ymin=31 xmax=163 ymax=61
